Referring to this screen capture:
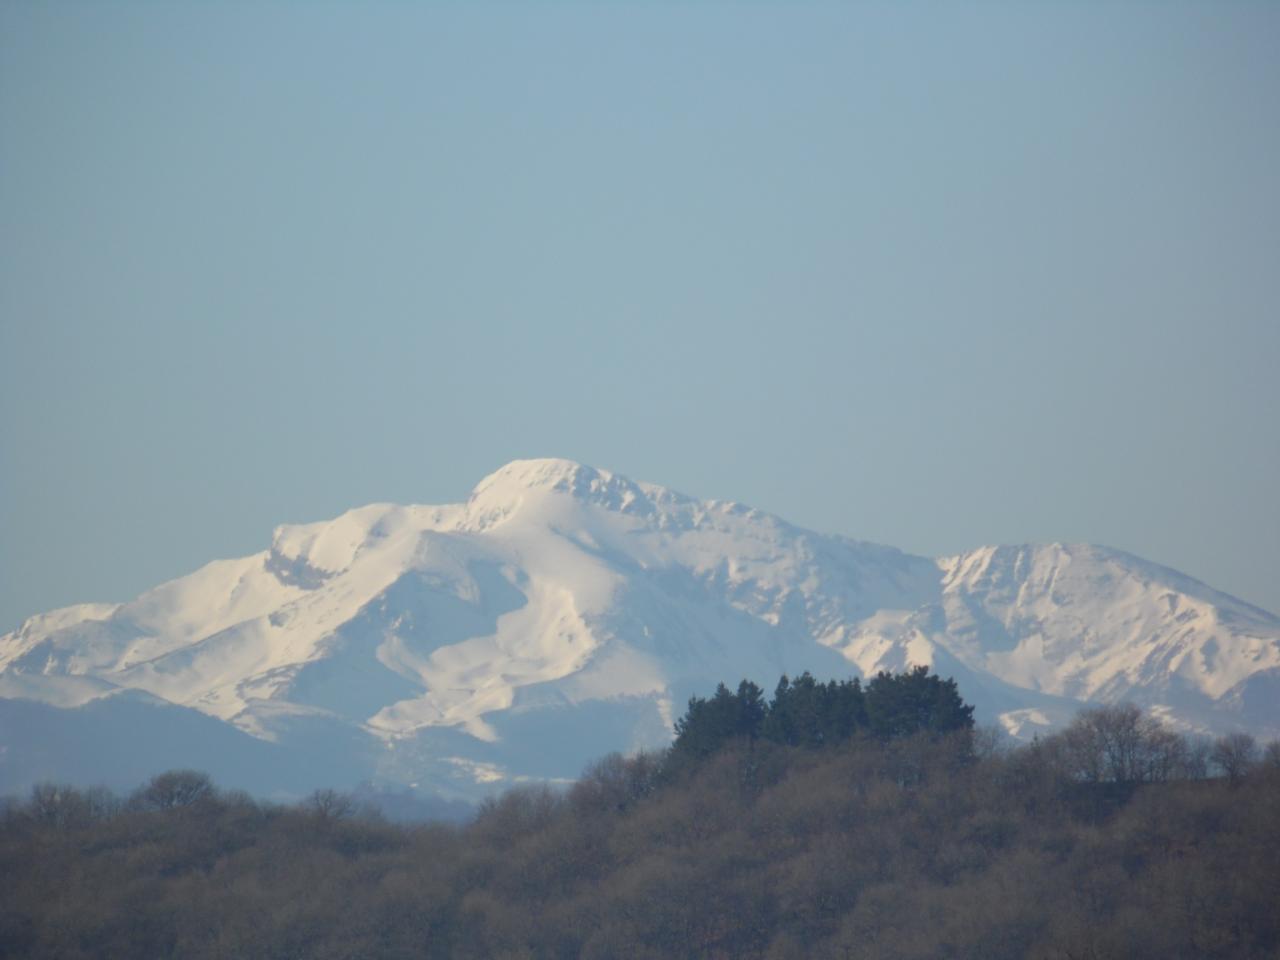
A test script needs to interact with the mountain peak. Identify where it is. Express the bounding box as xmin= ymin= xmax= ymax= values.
xmin=467 ymin=458 xmax=690 ymax=524
xmin=472 ymin=458 xmax=604 ymax=493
